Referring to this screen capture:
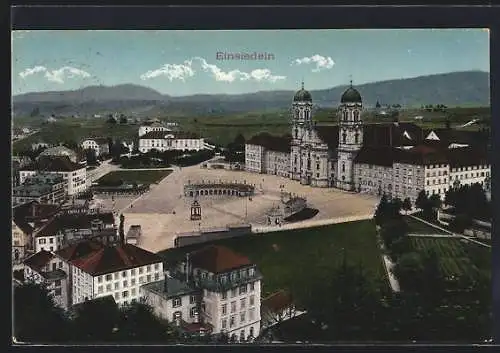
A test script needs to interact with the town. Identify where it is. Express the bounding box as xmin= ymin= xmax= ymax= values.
xmin=12 ymin=29 xmax=492 ymax=344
